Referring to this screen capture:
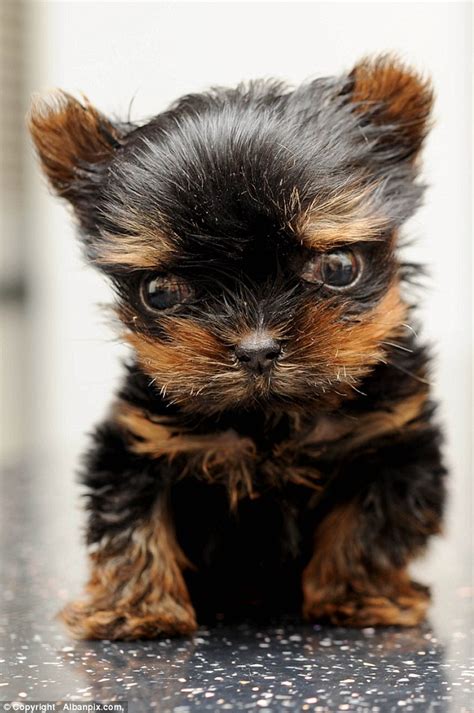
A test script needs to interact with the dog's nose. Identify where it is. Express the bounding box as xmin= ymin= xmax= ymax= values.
xmin=235 ymin=332 xmax=282 ymax=374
